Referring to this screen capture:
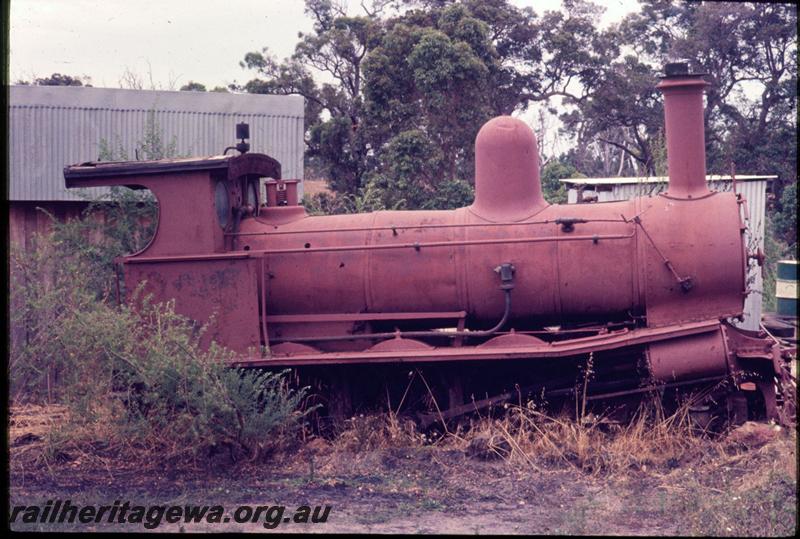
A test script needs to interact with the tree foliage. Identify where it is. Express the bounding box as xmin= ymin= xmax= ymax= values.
xmin=239 ymin=0 xmax=572 ymax=204
xmin=613 ymin=0 xmax=797 ymax=245
xmin=16 ymin=72 xmax=92 ymax=86
xmin=541 ymin=159 xmax=581 ymax=204
xmin=98 ymin=109 xmax=179 ymax=162
xmin=180 ymin=81 xmax=207 ymax=91
xmin=611 ymin=0 xmax=795 ymax=184
xmin=237 ymin=0 xmax=795 ymax=251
